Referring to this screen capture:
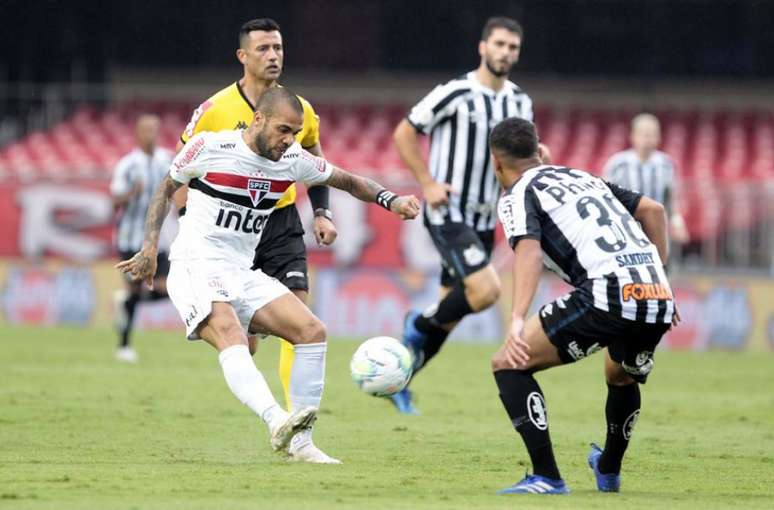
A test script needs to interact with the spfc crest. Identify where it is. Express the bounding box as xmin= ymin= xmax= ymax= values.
xmin=247 ymin=179 xmax=271 ymax=206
